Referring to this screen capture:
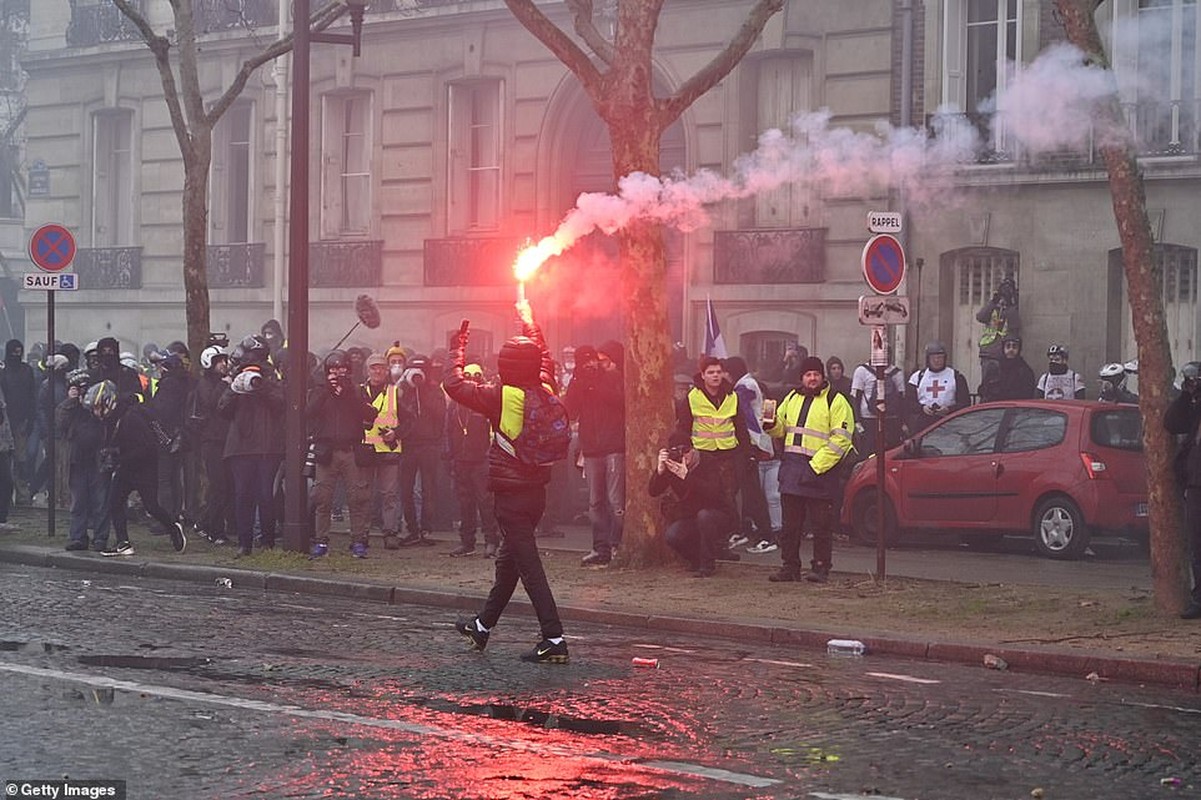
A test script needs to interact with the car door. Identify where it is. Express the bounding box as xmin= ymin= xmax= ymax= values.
xmin=896 ymin=407 xmax=1007 ymax=524
xmin=993 ymin=407 xmax=1069 ymax=530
